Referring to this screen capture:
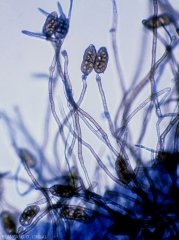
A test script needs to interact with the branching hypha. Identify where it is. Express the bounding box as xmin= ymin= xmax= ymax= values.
xmin=1 ymin=0 xmax=179 ymax=239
